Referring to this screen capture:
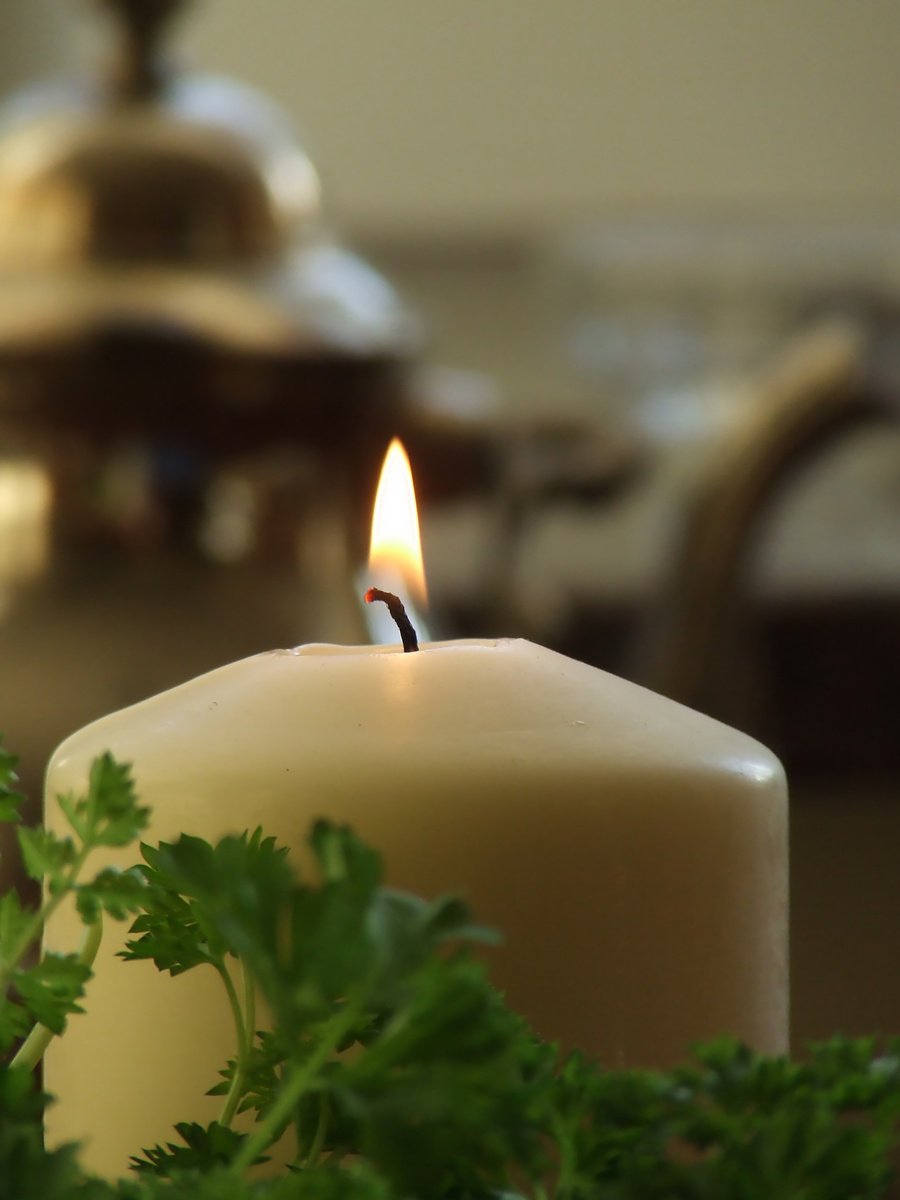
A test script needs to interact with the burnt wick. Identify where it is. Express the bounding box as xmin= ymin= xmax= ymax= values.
xmin=364 ymin=588 xmax=419 ymax=653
